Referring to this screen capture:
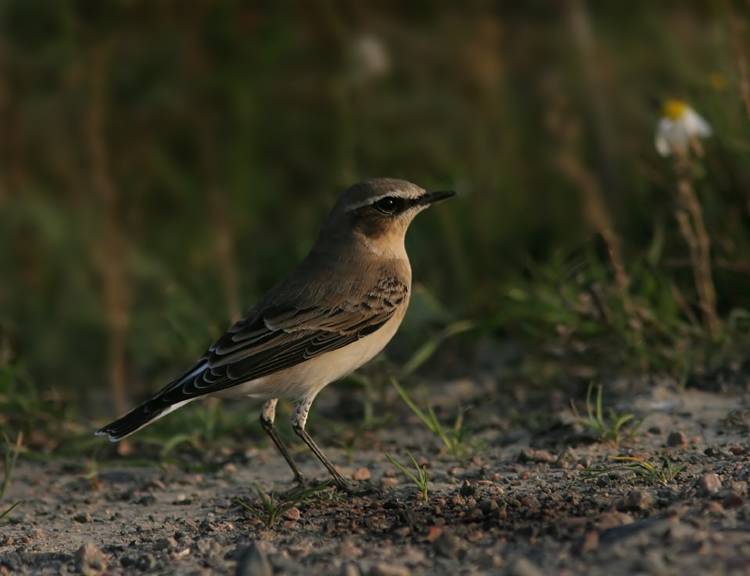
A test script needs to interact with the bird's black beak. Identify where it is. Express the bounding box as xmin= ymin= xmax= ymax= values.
xmin=419 ymin=190 xmax=456 ymax=206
